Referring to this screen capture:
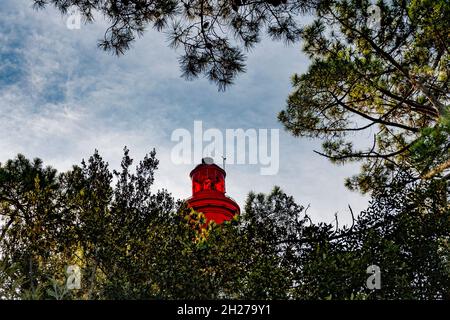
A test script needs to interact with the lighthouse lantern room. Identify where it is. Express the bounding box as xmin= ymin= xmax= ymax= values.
xmin=187 ymin=157 xmax=240 ymax=224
